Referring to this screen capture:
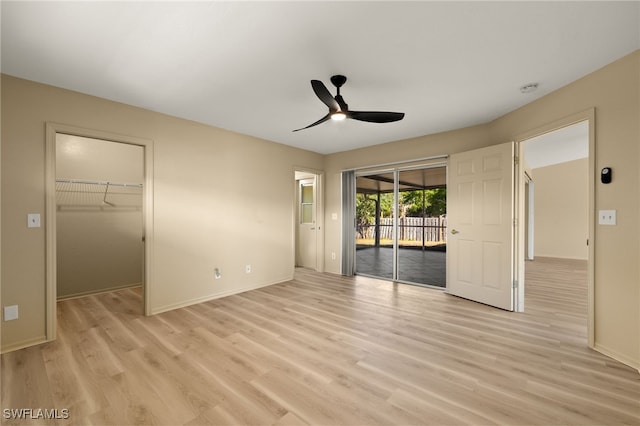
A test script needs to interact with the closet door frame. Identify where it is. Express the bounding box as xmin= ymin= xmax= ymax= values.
xmin=44 ymin=122 xmax=154 ymax=341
